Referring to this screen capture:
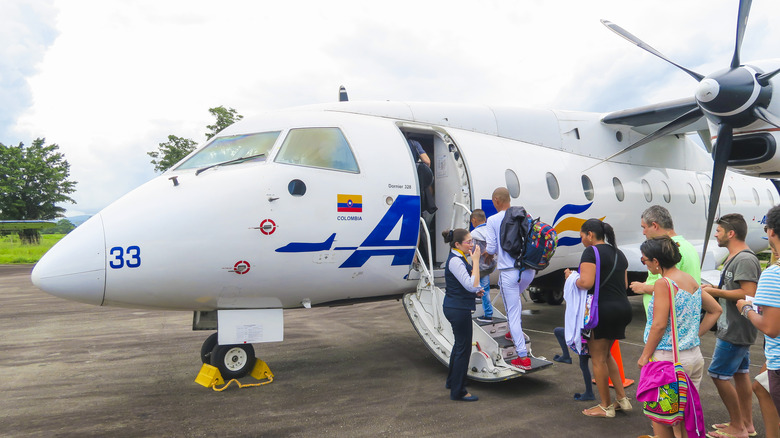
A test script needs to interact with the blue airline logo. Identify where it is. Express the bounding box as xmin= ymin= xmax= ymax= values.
xmin=275 ymin=195 xmax=420 ymax=268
